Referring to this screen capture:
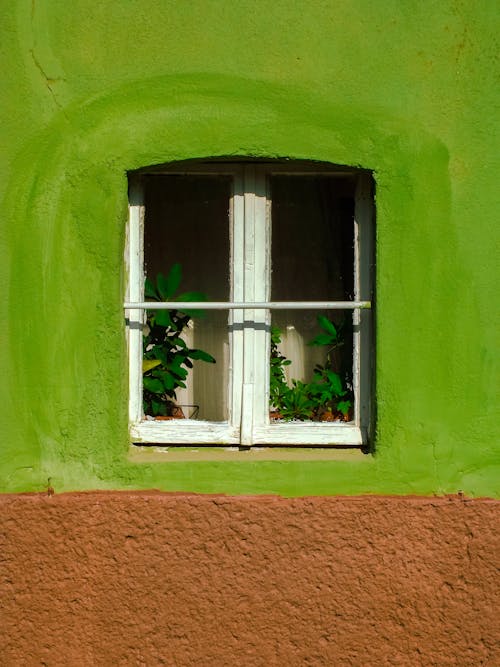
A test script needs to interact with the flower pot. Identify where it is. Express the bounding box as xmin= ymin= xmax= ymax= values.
xmin=154 ymin=406 xmax=185 ymax=420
